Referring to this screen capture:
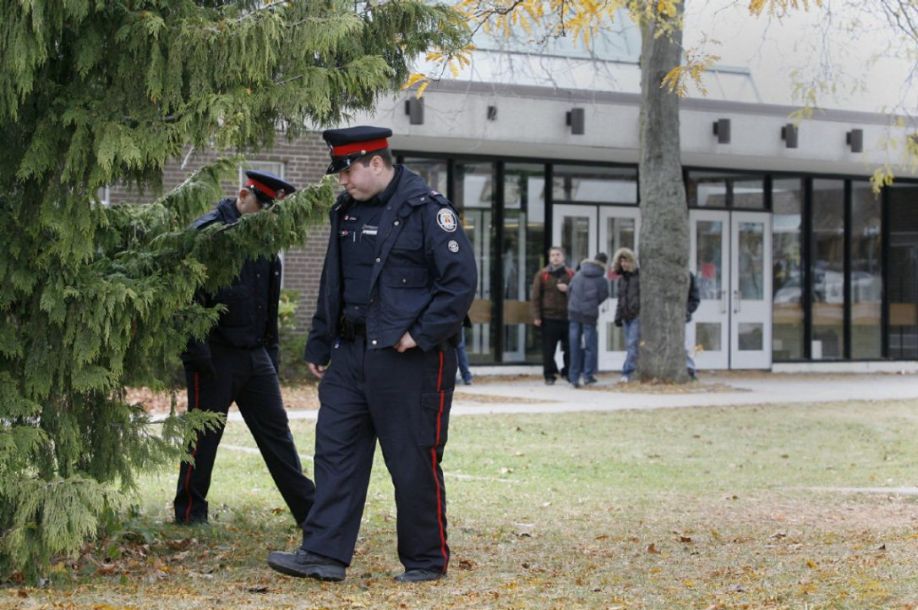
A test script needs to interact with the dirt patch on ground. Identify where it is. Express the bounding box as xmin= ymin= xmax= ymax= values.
xmin=688 ymin=491 xmax=918 ymax=535
xmin=126 ymin=384 xmax=319 ymax=414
